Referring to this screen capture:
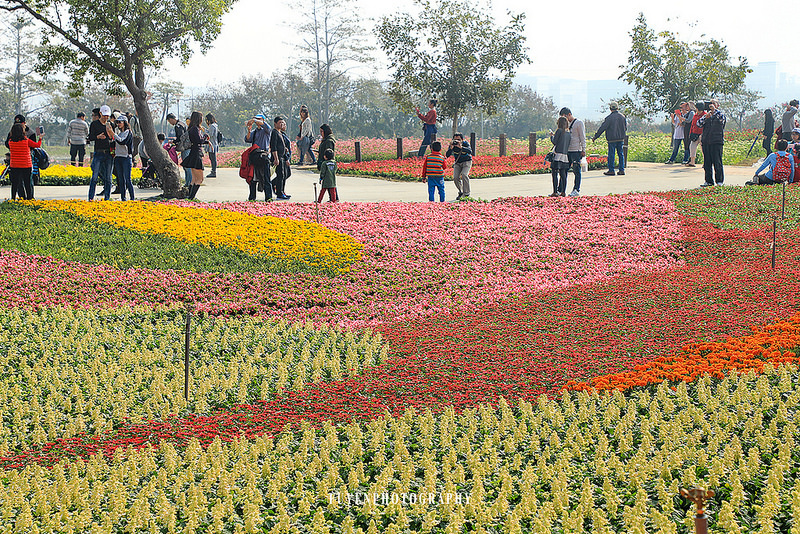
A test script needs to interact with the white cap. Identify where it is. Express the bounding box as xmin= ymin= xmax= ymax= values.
xmin=100 ymin=105 xmax=111 ymax=116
